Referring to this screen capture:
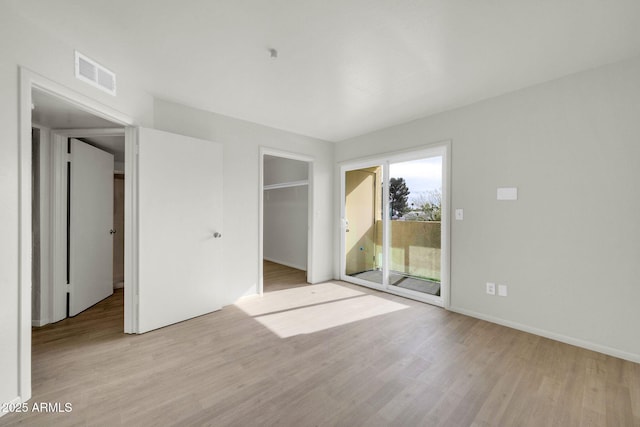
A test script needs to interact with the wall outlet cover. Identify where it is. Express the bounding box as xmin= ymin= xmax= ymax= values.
xmin=486 ymin=282 xmax=496 ymax=295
